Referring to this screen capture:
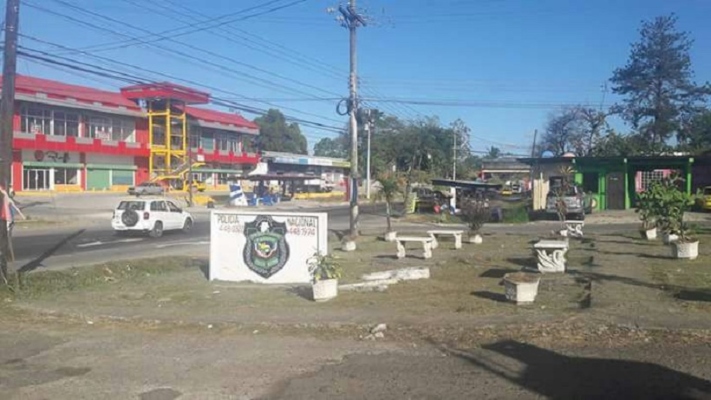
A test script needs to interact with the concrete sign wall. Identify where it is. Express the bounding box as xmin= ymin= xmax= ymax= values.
xmin=209 ymin=211 xmax=328 ymax=284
